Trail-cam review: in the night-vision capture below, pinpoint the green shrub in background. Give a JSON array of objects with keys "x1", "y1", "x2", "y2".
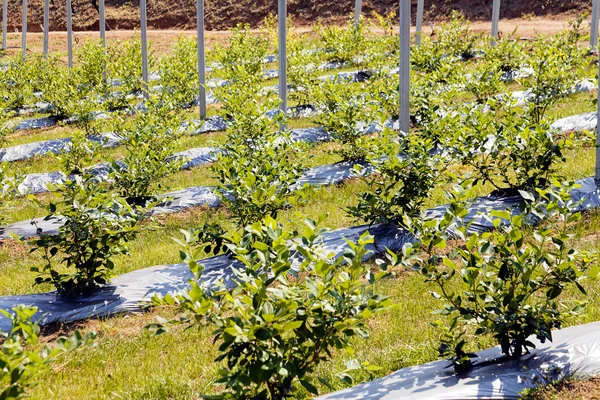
[
  {"x1": 213, "y1": 24, "x2": 269, "y2": 85},
  {"x1": 55, "y1": 130, "x2": 103, "y2": 177},
  {"x1": 313, "y1": 82, "x2": 375, "y2": 161},
  {"x1": 315, "y1": 17, "x2": 368, "y2": 65},
  {"x1": 159, "y1": 36, "x2": 198, "y2": 107},
  {"x1": 107, "y1": 38, "x2": 152, "y2": 95},
  {"x1": 521, "y1": 33, "x2": 586, "y2": 125},
  {"x1": 435, "y1": 11, "x2": 481, "y2": 60},
  {"x1": 110, "y1": 100, "x2": 184, "y2": 202},
  {"x1": 483, "y1": 32, "x2": 525, "y2": 73},
  {"x1": 213, "y1": 91, "x2": 307, "y2": 229},
  {"x1": 348, "y1": 129, "x2": 449, "y2": 226},
  {"x1": 0, "y1": 163, "x2": 19, "y2": 227}
]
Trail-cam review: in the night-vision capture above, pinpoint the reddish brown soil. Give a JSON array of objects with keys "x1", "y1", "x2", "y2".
[{"x1": 0, "y1": 0, "x2": 593, "y2": 33}]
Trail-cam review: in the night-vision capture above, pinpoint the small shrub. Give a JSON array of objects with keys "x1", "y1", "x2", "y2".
[
  {"x1": 348, "y1": 130, "x2": 449, "y2": 226},
  {"x1": 29, "y1": 173, "x2": 146, "y2": 299},
  {"x1": 0, "y1": 106, "x2": 15, "y2": 148},
  {"x1": 159, "y1": 36, "x2": 198, "y2": 107},
  {"x1": 151, "y1": 217, "x2": 391, "y2": 398},
  {"x1": 313, "y1": 82, "x2": 375, "y2": 161},
  {"x1": 55, "y1": 130, "x2": 102, "y2": 176},
  {"x1": 521, "y1": 34, "x2": 585, "y2": 125},
  {"x1": 213, "y1": 24, "x2": 269, "y2": 85},
  {"x1": 110, "y1": 101, "x2": 184, "y2": 202},
  {"x1": 0, "y1": 57, "x2": 34, "y2": 109},
  {"x1": 287, "y1": 33, "x2": 320, "y2": 107},
  {"x1": 214, "y1": 95, "x2": 307, "y2": 228},
  {"x1": 0, "y1": 163, "x2": 19, "y2": 226},
  {"x1": 107, "y1": 38, "x2": 151, "y2": 95},
  {"x1": 391, "y1": 182, "x2": 597, "y2": 371},
  {"x1": 483, "y1": 32, "x2": 525, "y2": 73},
  {"x1": 366, "y1": 75, "x2": 398, "y2": 121},
  {"x1": 411, "y1": 35, "x2": 446, "y2": 73},
  {"x1": 0, "y1": 305, "x2": 96, "y2": 399},
  {"x1": 436, "y1": 11, "x2": 481, "y2": 59},
  {"x1": 315, "y1": 17, "x2": 368, "y2": 65},
  {"x1": 464, "y1": 61, "x2": 504, "y2": 103},
  {"x1": 74, "y1": 40, "x2": 109, "y2": 96},
  {"x1": 450, "y1": 99, "x2": 568, "y2": 192}
]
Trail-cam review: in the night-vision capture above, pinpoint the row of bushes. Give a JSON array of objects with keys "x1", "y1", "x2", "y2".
[{"x1": 0, "y1": 13, "x2": 596, "y2": 398}]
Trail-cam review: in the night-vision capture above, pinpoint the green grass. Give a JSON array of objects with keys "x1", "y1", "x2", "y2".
[
  {"x1": 1, "y1": 130, "x2": 595, "y2": 398},
  {"x1": 21, "y1": 206, "x2": 600, "y2": 399}
]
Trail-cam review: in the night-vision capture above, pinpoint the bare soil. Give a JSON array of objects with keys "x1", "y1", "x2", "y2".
[
  {"x1": 0, "y1": 17, "x2": 575, "y2": 61},
  {"x1": 526, "y1": 377, "x2": 600, "y2": 400},
  {"x1": 0, "y1": 0, "x2": 593, "y2": 32}
]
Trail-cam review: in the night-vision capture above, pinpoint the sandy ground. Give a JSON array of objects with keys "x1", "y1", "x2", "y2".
[{"x1": 0, "y1": 17, "x2": 577, "y2": 61}]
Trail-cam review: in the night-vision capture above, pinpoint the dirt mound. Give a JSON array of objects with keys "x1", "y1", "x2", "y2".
[{"x1": 1, "y1": 0, "x2": 592, "y2": 32}]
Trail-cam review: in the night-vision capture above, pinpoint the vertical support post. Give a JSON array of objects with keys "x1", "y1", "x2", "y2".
[
  {"x1": 43, "y1": 0, "x2": 49, "y2": 56},
  {"x1": 66, "y1": 0, "x2": 73, "y2": 67},
  {"x1": 99, "y1": 0, "x2": 106, "y2": 45},
  {"x1": 491, "y1": 0, "x2": 501, "y2": 46},
  {"x1": 592, "y1": 0, "x2": 599, "y2": 49},
  {"x1": 596, "y1": 48, "x2": 600, "y2": 182},
  {"x1": 354, "y1": 0, "x2": 362, "y2": 26},
  {"x1": 399, "y1": 0, "x2": 410, "y2": 134},
  {"x1": 99, "y1": 0, "x2": 106, "y2": 80},
  {"x1": 197, "y1": 0, "x2": 206, "y2": 118},
  {"x1": 21, "y1": 0, "x2": 27, "y2": 59},
  {"x1": 278, "y1": 0, "x2": 287, "y2": 115},
  {"x1": 140, "y1": 0, "x2": 149, "y2": 99},
  {"x1": 2, "y1": 0, "x2": 7, "y2": 51},
  {"x1": 415, "y1": 0, "x2": 424, "y2": 45}
]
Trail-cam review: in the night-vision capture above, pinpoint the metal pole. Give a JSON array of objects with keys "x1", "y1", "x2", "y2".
[
  {"x1": 491, "y1": 0, "x2": 501, "y2": 46},
  {"x1": 278, "y1": 0, "x2": 287, "y2": 115},
  {"x1": 99, "y1": 0, "x2": 106, "y2": 45},
  {"x1": 43, "y1": 0, "x2": 49, "y2": 56},
  {"x1": 66, "y1": 0, "x2": 73, "y2": 67},
  {"x1": 2, "y1": 0, "x2": 7, "y2": 51},
  {"x1": 99, "y1": 0, "x2": 106, "y2": 81},
  {"x1": 399, "y1": 0, "x2": 410, "y2": 134},
  {"x1": 197, "y1": 0, "x2": 206, "y2": 118},
  {"x1": 592, "y1": 0, "x2": 600, "y2": 48},
  {"x1": 354, "y1": 0, "x2": 362, "y2": 26},
  {"x1": 140, "y1": 0, "x2": 149, "y2": 98},
  {"x1": 415, "y1": 0, "x2": 424, "y2": 45},
  {"x1": 21, "y1": 0, "x2": 27, "y2": 59},
  {"x1": 596, "y1": 48, "x2": 600, "y2": 182}
]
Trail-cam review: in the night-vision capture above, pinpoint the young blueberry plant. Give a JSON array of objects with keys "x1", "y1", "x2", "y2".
[
  {"x1": 520, "y1": 33, "x2": 585, "y2": 125},
  {"x1": 29, "y1": 172, "x2": 147, "y2": 299},
  {"x1": 110, "y1": 100, "x2": 184, "y2": 204},
  {"x1": 214, "y1": 96, "x2": 308, "y2": 229},
  {"x1": 450, "y1": 99, "x2": 569, "y2": 193},
  {"x1": 315, "y1": 17, "x2": 368, "y2": 65},
  {"x1": 151, "y1": 216, "x2": 392, "y2": 398},
  {"x1": 0, "y1": 163, "x2": 19, "y2": 227},
  {"x1": 390, "y1": 181, "x2": 597, "y2": 372},
  {"x1": 0, "y1": 306, "x2": 96, "y2": 399},
  {"x1": 55, "y1": 130, "x2": 103, "y2": 177},
  {"x1": 313, "y1": 82, "x2": 375, "y2": 161},
  {"x1": 159, "y1": 36, "x2": 198, "y2": 107},
  {"x1": 213, "y1": 24, "x2": 269, "y2": 85},
  {"x1": 107, "y1": 38, "x2": 152, "y2": 96},
  {"x1": 348, "y1": 129, "x2": 449, "y2": 226}
]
